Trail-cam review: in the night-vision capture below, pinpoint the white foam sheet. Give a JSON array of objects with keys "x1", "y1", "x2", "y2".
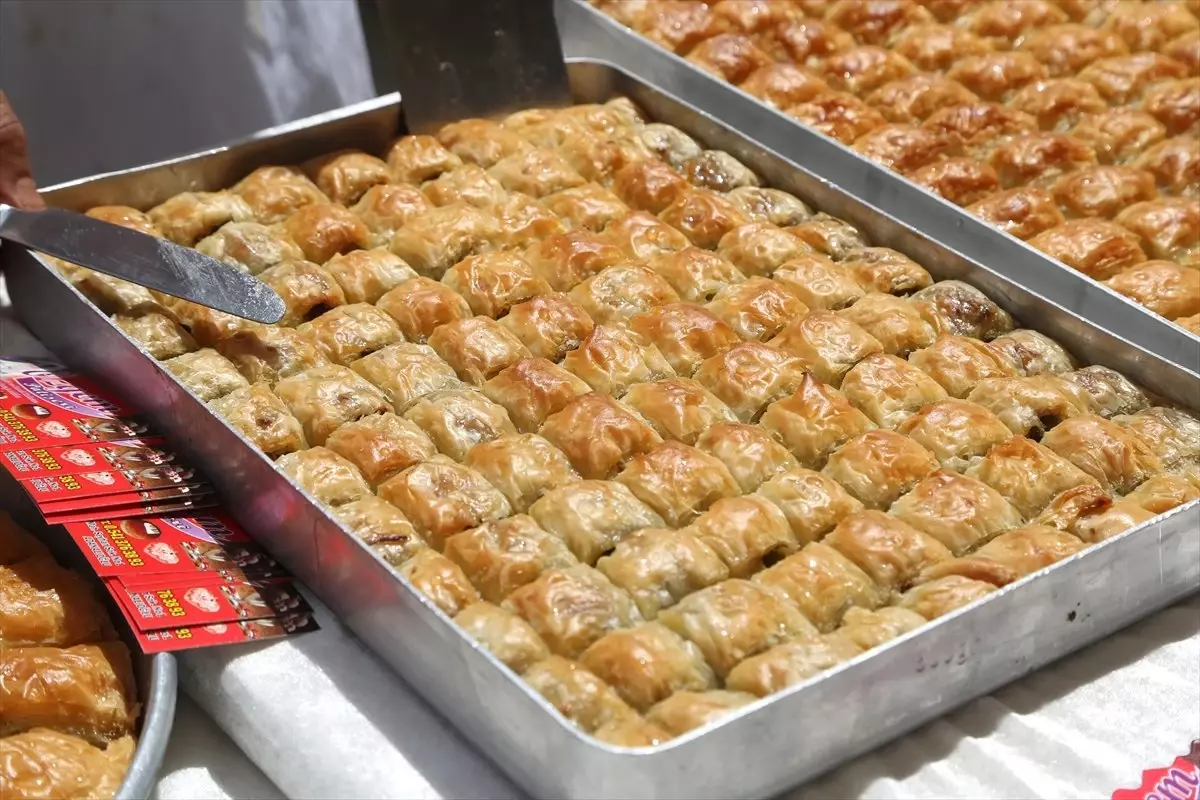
[{"x1": 178, "y1": 591, "x2": 1199, "y2": 800}]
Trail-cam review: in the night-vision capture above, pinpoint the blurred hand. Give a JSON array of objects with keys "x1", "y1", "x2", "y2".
[{"x1": 0, "y1": 91, "x2": 45, "y2": 211}]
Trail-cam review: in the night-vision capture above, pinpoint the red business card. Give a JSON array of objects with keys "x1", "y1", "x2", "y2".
[
  {"x1": 64, "y1": 515, "x2": 291, "y2": 580},
  {"x1": 0, "y1": 363, "x2": 149, "y2": 451},
  {"x1": 105, "y1": 584, "x2": 320, "y2": 654},
  {"x1": 0, "y1": 438, "x2": 175, "y2": 479},
  {"x1": 43, "y1": 496, "x2": 219, "y2": 525},
  {"x1": 110, "y1": 573, "x2": 313, "y2": 632}
]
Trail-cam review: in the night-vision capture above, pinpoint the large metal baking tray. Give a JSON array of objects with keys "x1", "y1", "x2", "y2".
[
  {"x1": 5, "y1": 59, "x2": 1198, "y2": 800},
  {"x1": 1, "y1": 501, "x2": 177, "y2": 800},
  {"x1": 557, "y1": 0, "x2": 1200, "y2": 374}
]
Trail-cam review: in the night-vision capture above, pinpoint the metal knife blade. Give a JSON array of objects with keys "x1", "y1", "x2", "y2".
[
  {"x1": 375, "y1": 0, "x2": 571, "y2": 133},
  {"x1": 0, "y1": 205, "x2": 285, "y2": 324}
]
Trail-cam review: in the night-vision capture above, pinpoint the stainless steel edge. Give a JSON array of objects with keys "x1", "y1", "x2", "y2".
[
  {"x1": 7, "y1": 59, "x2": 1198, "y2": 800},
  {"x1": 117, "y1": 653, "x2": 179, "y2": 800},
  {"x1": 556, "y1": 0, "x2": 1200, "y2": 374}
]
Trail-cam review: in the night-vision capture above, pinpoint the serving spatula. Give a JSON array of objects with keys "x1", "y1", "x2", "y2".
[
  {"x1": 0, "y1": 204, "x2": 285, "y2": 323},
  {"x1": 375, "y1": 0, "x2": 572, "y2": 133}
]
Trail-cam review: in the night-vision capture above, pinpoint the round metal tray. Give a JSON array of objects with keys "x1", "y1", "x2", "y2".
[{"x1": 116, "y1": 652, "x2": 177, "y2": 800}]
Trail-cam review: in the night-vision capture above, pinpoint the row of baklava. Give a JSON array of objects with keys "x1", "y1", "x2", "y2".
[
  {"x1": 0, "y1": 515, "x2": 140, "y2": 799},
  {"x1": 593, "y1": 0, "x2": 1200, "y2": 329},
  {"x1": 60, "y1": 97, "x2": 1200, "y2": 745}
]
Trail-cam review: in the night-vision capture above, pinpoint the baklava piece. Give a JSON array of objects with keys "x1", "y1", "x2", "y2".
[
  {"x1": 897, "y1": 575, "x2": 997, "y2": 619},
  {"x1": 1040, "y1": 415, "x2": 1162, "y2": 494},
  {"x1": 759, "y1": 374, "x2": 876, "y2": 469},
  {"x1": 705, "y1": 277, "x2": 807, "y2": 342},
  {"x1": 658, "y1": 579, "x2": 817, "y2": 679},
  {"x1": 646, "y1": 248, "x2": 746, "y2": 305},
  {"x1": 0, "y1": 557, "x2": 114, "y2": 647},
  {"x1": 1113, "y1": 198, "x2": 1200, "y2": 263},
  {"x1": 889, "y1": 23, "x2": 992, "y2": 73},
  {"x1": 386, "y1": 135, "x2": 463, "y2": 185},
  {"x1": 614, "y1": 441, "x2": 741, "y2": 528},
  {"x1": 786, "y1": 214, "x2": 870, "y2": 260},
  {"x1": 865, "y1": 74, "x2": 980, "y2": 126},
  {"x1": 296, "y1": 303, "x2": 403, "y2": 366},
  {"x1": 1105, "y1": 261, "x2": 1200, "y2": 320},
  {"x1": 325, "y1": 412, "x2": 437, "y2": 486},
  {"x1": 539, "y1": 393, "x2": 663, "y2": 480},
  {"x1": 481, "y1": 358, "x2": 591, "y2": 434},
  {"x1": 543, "y1": 184, "x2": 630, "y2": 232},
  {"x1": 825, "y1": 605, "x2": 926, "y2": 651},
  {"x1": 630, "y1": 303, "x2": 742, "y2": 377},
  {"x1": 1028, "y1": 219, "x2": 1148, "y2": 281},
  {"x1": 644, "y1": 690, "x2": 756, "y2": 737},
  {"x1": 209, "y1": 383, "x2": 307, "y2": 457},
  {"x1": 1008, "y1": 79, "x2": 1108, "y2": 133},
  {"x1": 436, "y1": 119, "x2": 531, "y2": 168},
  {"x1": 596, "y1": 528, "x2": 730, "y2": 620},
  {"x1": 823, "y1": 430, "x2": 940, "y2": 510},
  {"x1": 257, "y1": 260, "x2": 347, "y2": 327},
  {"x1": 894, "y1": 399, "x2": 1014, "y2": 473},
  {"x1": 1135, "y1": 136, "x2": 1200, "y2": 197},
  {"x1": 1017, "y1": 24, "x2": 1129, "y2": 77},
  {"x1": 622, "y1": 378, "x2": 739, "y2": 445},
  {"x1": 162, "y1": 348, "x2": 249, "y2": 402},
  {"x1": 659, "y1": 189, "x2": 752, "y2": 251},
  {"x1": 275, "y1": 446, "x2": 370, "y2": 508},
  {"x1": 966, "y1": 187, "x2": 1065, "y2": 240},
  {"x1": 612, "y1": 159, "x2": 690, "y2": 216},
  {"x1": 530, "y1": 479, "x2": 665, "y2": 566},
  {"x1": 693, "y1": 342, "x2": 809, "y2": 423},
  {"x1": 824, "y1": 511, "x2": 952, "y2": 596},
  {"x1": 216, "y1": 324, "x2": 330, "y2": 385},
  {"x1": 522, "y1": 657, "x2": 638, "y2": 734},
  {"x1": 840, "y1": 353, "x2": 949, "y2": 430},
  {"x1": 427, "y1": 317, "x2": 532, "y2": 387},
  {"x1": 922, "y1": 103, "x2": 1039, "y2": 158},
  {"x1": 1071, "y1": 109, "x2": 1168, "y2": 166},
  {"x1": 114, "y1": 303, "x2": 197, "y2": 360},
  {"x1": 148, "y1": 191, "x2": 255, "y2": 246},
  {"x1": 396, "y1": 548, "x2": 480, "y2": 616},
  {"x1": 910, "y1": 281, "x2": 1014, "y2": 341},
  {"x1": 375, "y1": 277, "x2": 471, "y2": 344},
  {"x1": 562, "y1": 325, "x2": 676, "y2": 396},
  {"x1": 378, "y1": 456, "x2": 513, "y2": 550},
  {"x1": 523, "y1": 230, "x2": 626, "y2": 292},
  {"x1": 463, "y1": 433, "x2": 580, "y2": 514},
  {"x1": 306, "y1": 149, "x2": 391, "y2": 206},
  {"x1": 920, "y1": 525, "x2": 1087, "y2": 587},
  {"x1": 0, "y1": 729, "x2": 134, "y2": 800},
  {"x1": 906, "y1": 158, "x2": 1002, "y2": 207},
  {"x1": 196, "y1": 222, "x2": 305, "y2": 274},
  {"x1": 388, "y1": 204, "x2": 500, "y2": 279},
  {"x1": 602, "y1": 211, "x2": 691, "y2": 262},
  {"x1": 580, "y1": 622, "x2": 717, "y2": 713},
  {"x1": 421, "y1": 164, "x2": 508, "y2": 209},
  {"x1": 279, "y1": 202, "x2": 371, "y2": 265},
  {"x1": 569, "y1": 263, "x2": 681, "y2": 325},
  {"x1": 453, "y1": 602, "x2": 550, "y2": 674},
  {"x1": 351, "y1": 184, "x2": 431, "y2": 247},
  {"x1": 838, "y1": 293, "x2": 937, "y2": 357},
  {"x1": 689, "y1": 495, "x2": 798, "y2": 578},
  {"x1": 752, "y1": 540, "x2": 884, "y2": 633},
  {"x1": 323, "y1": 249, "x2": 417, "y2": 305},
  {"x1": 990, "y1": 329, "x2": 1077, "y2": 376},
  {"x1": 1063, "y1": 366, "x2": 1151, "y2": 419},
  {"x1": 86, "y1": 205, "x2": 160, "y2": 236},
  {"x1": 687, "y1": 33, "x2": 775, "y2": 84},
  {"x1": 966, "y1": 435, "x2": 1101, "y2": 517},
  {"x1": 965, "y1": 374, "x2": 1096, "y2": 439},
  {"x1": 443, "y1": 515, "x2": 579, "y2": 603},
  {"x1": 273, "y1": 364, "x2": 392, "y2": 446},
  {"x1": 725, "y1": 635, "x2": 864, "y2": 697},
  {"x1": 772, "y1": 254, "x2": 866, "y2": 312},
  {"x1": 0, "y1": 643, "x2": 138, "y2": 745},
  {"x1": 503, "y1": 565, "x2": 642, "y2": 660},
  {"x1": 233, "y1": 165, "x2": 327, "y2": 225},
  {"x1": 440, "y1": 251, "x2": 551, "y2": 320},
  {"x1": 71, "y1": 271, "x2": 156, "y2": 316},
  {"x1": 891, "y1": 471, "x2": 1024, "y2": 556},
  {"x1": 724, "y1": 187, "x2": 813, "y2": 229},
  {"x1": 403, "y1": 389, "x2": 516, "y2": 462},
  {"x1": 786, "y1": 92, "x2": 888, "y2": 146},
  {"x1": 349, "y1": 342, "x2": 463, "y2": 410}
]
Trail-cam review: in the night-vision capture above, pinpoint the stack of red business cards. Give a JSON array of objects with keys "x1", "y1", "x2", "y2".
[
  {"x1": 67, "y1": 514, "x2": 319, "y2": 653},
  {"x1": 0, "y1": 359, "x2": 319, "y2": 652},
  {"x1": 0, "y1": 360, "x2": 218, "y2": 522}
]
